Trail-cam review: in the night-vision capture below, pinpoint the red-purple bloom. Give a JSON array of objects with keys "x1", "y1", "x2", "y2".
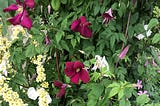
[
  {"x1": 102, "y1": 8, "x2": 113, "y2": 24},
  {"x1": 118, "y1": 45, "x2": 130, "y2": 59},
  {"x1": 53, "y1": 81, "x2": 68, "y2": 98},
  {"x1": 3, "y1": 0, "x2": 35, "y2": 29},
  {"x1": 64, "y1": 61, "x2": 90, "y2": 84},
  {"x1": 45, "y1": 35, "x2": 51, "y2": 45},
  {"x1": 70, "y1": 16, "x2": 92, "y2": 38}
]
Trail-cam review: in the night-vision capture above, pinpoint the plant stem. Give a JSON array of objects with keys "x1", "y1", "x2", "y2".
[{"x1": 56, "y1": 49, "x2": 60, "y2": 81}]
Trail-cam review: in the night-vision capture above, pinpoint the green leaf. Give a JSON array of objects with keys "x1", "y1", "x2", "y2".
[
  {"x1": 60, "y1": 40, "x2": 69, "y2": 51},
  {"x1": 71, "y1": 39, "x2": 77, "y2": 48},
  {"x1": 13, "y1": 73, "x2": 27, "y2": 85},
  {"x1": 148, "y1": 18, "x2": 159, "y2": 29},
  {"x1": 25, "y1": 45, "x2": 37, "y2": 57},
  {"x1": 56, "y1": 31, "x2": 64, "y2": 43},
  {"x1": 61, "y1": 0, "x2": 67, "y2": 4},
  {"x1": 136, "y1": 94, "x2": 150, "y2": 105},
  {"x1": 110, "y1": 35, "x2": 116, "y2": 49},
  {"x1": 152, "y1": 33, "x2": 160, "y2": 44},
  {"x1": 119, "y1": 98, "x2": 131, "y2": 106},
  {"x1": 61, "y1": 18, "x2": 68, "y2": 30},
  {"x1": 118, "y1": 89, "x2": 124, "y2": 100},
  {"x1": 108, "y1": 86, "x2": 120, "y2": 98},
  {"x1": 94, "y1": 4, "x2": 100, "y2": 15},
  {"x1": 118, "y1": 2, "x2": 126, "y2": 17},
  {"x1": 51, "y1": 0, "x2": 61, "y2": 11},
  {"x1": 108, "y1": 82, "x2": 120, "y2": 88}
]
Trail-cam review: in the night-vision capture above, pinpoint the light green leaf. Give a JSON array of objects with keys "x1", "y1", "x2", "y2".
[
  {"x1": 25, "y1": 45, "x2": 37, "y2": 57},
  {"x1": 108, "y1": 82, "x2": 120, "y2": 88},
  {"x1": 136, "y1": 94, "x2": 150, "y2": 105},
  {"x1": 108, "y1": 86, "x2": 120, "y2": 98},
  {"x1": 118, "y1": 89, "x2": 124, "y2": 100},
  {"x1": 51, "y1": 0, "x2": 61, "y2": 11},
  {"x1": 71, "y1": 39, "x2": 77, "y2": 48},
  {"x1": 61, "y1": 18, "x2": 68, "y2": 30},
  {"x1": 152, "y1": 33, "x2": 160, "y2": 44},
  {"x1": 56, "y1": 31, "x2": 64, "y2": 43},
  {"x1": 148, "y1": 18, "x2": 159, "y2": 29},
  {"x1": 13, "y1": 73, "x2": 27, "y2": 85}
]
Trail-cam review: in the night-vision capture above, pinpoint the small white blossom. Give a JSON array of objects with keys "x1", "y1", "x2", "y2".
[
  {"x1": 27, "y1": 87, "x2": 38, "y2": 100},
  {"x1": 136, "y1": 34, "x2": 145, "y2": 40},
  {"x1": 92, "y1": 55, "x2": 109, "y2": 71},
  {"x1": 46, "y1": 95, "x2": 52, "y2": 104}
]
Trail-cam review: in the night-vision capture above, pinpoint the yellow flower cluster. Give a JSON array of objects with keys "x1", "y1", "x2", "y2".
[
  {"x1": 7, "y1": 25, "x2": 29, "y2": 41},
  {"x1": 0, "y1": 76, "x2": 27, "y2": 106},
  {"x1": 37, "y1": 88, "x2": 52, "y2": 106},
  {"x1": 40, "y1": 82, "x2": 49, "y2": 88},
  {"x1": 31, "y1": 55, "x2": 47, "y2": 83}
]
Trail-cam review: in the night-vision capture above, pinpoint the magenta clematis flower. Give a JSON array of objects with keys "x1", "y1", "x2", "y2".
[
  {"x1": 3, "y1": 0, "x2": 35, "y2": 29},
  {"x1": 53, "y1": 81, "x2": 68, "y2": 98},
  {"x1": 102, "y1": 8, "x2": 113, "y2": 24},
  {"x1": 70, "y1": 16, "x2": 92, "y2": 38},
  {"x1": 45, "y1": 35, "x2": 51, "y2": 45},
  {"x1": 64, "y1": 61, "x2": 90, "y2": 84},
  {"x1": 118, "y1": 45, "x2": 130, "y2": 59}
]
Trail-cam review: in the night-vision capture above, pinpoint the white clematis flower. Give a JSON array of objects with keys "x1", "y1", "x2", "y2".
[
  {"x1": 27, "y1": 87, "x2": 39, "y2": 100},
  {"x1": 92, "y1": 55, "x2": 109, "y2": 71}
]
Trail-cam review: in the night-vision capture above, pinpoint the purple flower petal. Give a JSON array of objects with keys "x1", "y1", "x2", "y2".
[
  {"x1": 3, "y1": 4, "x2": 18, "y2": 12},
  {"x1": 8, "y1": 13, "x2": 22, "y2": 25},
  {"x1": 45, "y1": 36, "x2": 51, "y2": 45},
  {"x1": 64, "y1": 62, "x2": 75, "y2": 77},
  {"x1": 73, "y1": 61, "x2": 84, "y2": 70},
  {"x1": 80, "y1": 26, "x2": 92, "y2": 38},
  {"x1": 20, "y1": 11, "x2": 32, "y2": 29},
  {"x1": 56, "y1": 88, "x2": 66, "y2": 98},
  {"x1": 24, "y1": 0, "x2": 35, "y2": 9},
  {"x1": 70, "y1": 20, "x2": 80, "y2": 32},
  {"x1": 54, "y1": 81, "x2": 63, "y2": 88},
  {"x1": 70, "y1": 73, "x2": 80, "y2": 84},
  {"x1": 16, "y1": 0, "x2": 21, "y2": 4},
  {"x1": 79, "y1": 16, "x2": 87, "y2": 24},
  {"x1": 80, "y1": 69, "x2": 90, "y2": 83},
  {"x1": 118, "y1": 45, "x2": 130, "y2": 59}
]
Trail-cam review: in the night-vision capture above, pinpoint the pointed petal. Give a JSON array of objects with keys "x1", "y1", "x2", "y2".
[
  {"x1": 3, "y1": 4, "x2": 18, "y2": 12},
  {"x1": 56, "y1": 88, "x2": 66, "y2": 98},
  {"x1": 24, "y1": 0, "x2": 35, "y2": 9},
  {"x1": 118, "y1": 45, "x2": 130, "y2": 59},
  {"x1": 80, "y1": 26, "x2": 92, "y2": 38},
  {"x1": 79, "y1": 69, "x2": 90, "y2": 83},
  {"x1": 70, "y1": 73, "x2": 80, "y2": 84},
  {"x1": 20, "y1": 11, "x2": 32, "y2": 29},
  {"x1": 8, "y1": 13, "x2": 22, "y2": 25},
  {"x1": 73, "y1": 61, "x2": 84, "y2": 70},
  {"x1": 70, "y1": 20, "x2": 80, "y2": 32},
  {"x1": 79, "y1": 16, "x2": 87, "y2": 24},
  {"x1": 53, "y1": 81, "x2": 63, "y2": 88},
  {"x1": 64, "y1": 62, "x2": 75, "y2": 77}
]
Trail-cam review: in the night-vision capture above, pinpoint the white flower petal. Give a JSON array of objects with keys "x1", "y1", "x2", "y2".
[
  {"x1": 46, "y1": 95, "x2": 52, "y2": 104},
  {"x1": 136, "y1": 34, "x2": 145, "y2": 40},
  {"x1": 27, "y1": 87, "x2": 38, "y2": 100},
  {"x1": 144, "y1": 25, "x2": 148, "y2": 30}
]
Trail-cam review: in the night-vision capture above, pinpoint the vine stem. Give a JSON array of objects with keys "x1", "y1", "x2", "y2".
[
  {"x1": 56, "y1": 49, "x2": 60, "y2": 81},
  {"x1": 122, "y1": 11, "x2": 131, "y2": 49}
]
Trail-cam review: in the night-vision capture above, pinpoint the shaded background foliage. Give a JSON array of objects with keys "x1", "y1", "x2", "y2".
[{"x1": 0, "y1": 0, "x2": 160, "y2": 106}]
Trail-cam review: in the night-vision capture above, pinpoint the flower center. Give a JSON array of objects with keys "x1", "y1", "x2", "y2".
[
  {"x1": 76, "y1": 68, "x2": 81, "y2": 72},
  {"x1": 17, "y1": 5, "x2": 23, "y2": 13}
]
